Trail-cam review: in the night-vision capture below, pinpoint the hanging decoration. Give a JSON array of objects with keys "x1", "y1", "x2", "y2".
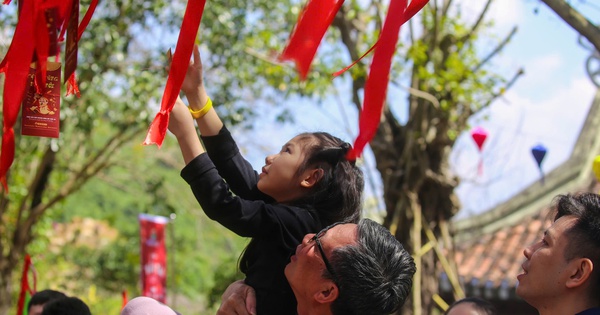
[
  {"x1": 342, "y1": 0, "x2": 429, "y2": 160},
  {"x1": 470, "y1": 126, "x2": 488, "y2": 175},
  {"x1": 0, "y1": 0, "x2": 98, "y2": 192},
  {"x1": 593, "y1": 155, "x2": 600, "y2": 182},
  {"x1": 121, "y1": 290, "x2": 128, "y2": 311},
  {"x1": 143, "y1": 0, "x2": 207, "y2": 147},
  {"x1": 279, "y1": 0, "x2": 344, "y2": 80},
  {"x1": 279, "y1": 0, "x2": 428, "y2": 159},
  {"x1": 16, "y1": 254, "x2": 37, "y2": 315},
  {"x1": 345, "y1": 0, "x2": 429, "y2": 160},
  {"x1": 332, "y1": 0, "x2": 429, "y2": 78},
  {"x1": 530, "y1": 143, "x2": 547, "y2": 184}
]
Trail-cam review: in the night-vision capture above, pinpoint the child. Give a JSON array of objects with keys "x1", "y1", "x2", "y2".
[{"x1": 167, "y1": 45, "x2": 364, "y2": 314}]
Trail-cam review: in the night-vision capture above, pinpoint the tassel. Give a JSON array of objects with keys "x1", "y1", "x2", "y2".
[{"x1": 66, "y1": 73, "x2": 80, "y2": 97}]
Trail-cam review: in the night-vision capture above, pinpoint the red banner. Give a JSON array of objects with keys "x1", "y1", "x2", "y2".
[{"x1": 139, "y1": 214, "x2": 169, "y2": 303}]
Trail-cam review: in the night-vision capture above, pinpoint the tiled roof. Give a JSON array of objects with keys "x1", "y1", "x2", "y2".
[{"x1": 451, "y1": 208, "x2": 551, "y2": 294}]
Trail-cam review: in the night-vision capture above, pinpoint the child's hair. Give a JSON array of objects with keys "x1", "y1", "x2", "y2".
[{"x1": 292, "y1": 132, "x2": 364, "y2": 224}]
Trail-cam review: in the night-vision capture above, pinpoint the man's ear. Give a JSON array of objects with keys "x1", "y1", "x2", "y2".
[
  {"x1": 313, "y1": 281, "x2": 339, "y2": 304},
  {"x1": 300, "y1": 168, "x2": 324, "y2": 188},
  {"x1": 566, "y1": 258, "x2": 593, "y2": 289}
]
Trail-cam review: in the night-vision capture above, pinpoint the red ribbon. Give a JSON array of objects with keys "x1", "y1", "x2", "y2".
[
  {"x1": 77, "y1": 0, "x2": 98, "y2": 40},
  {"x1": 279, "y1": 0, "x2": 344, "y2": 80},
  {"x1": 121, "y1": 290, "x2": 128, "y2": 310},
  {"x1": 0, "y1": 0, "x2": 96, "y2": 191},
  {"x1": 346, "y1": 0, "x2": 409, "y2": 161},
  {"x1": 66, "y1": 0, "x2": 99, "y2": 96},
  {"x1": 67, "y1": 73, "x2": 81, "y2": 97},
  {"x1": 16, "y1": 254, "x2": 33, "y2": 315},
  {"x1": 143, "y1": 0, "x2": 206, "y2": 147},
  {"x1": 333, "y1": 0, "x2": 429, "y2": 78},
  {"x1": 0, "y1": 0, "x2": 37, "y2": 191},
  {"x1": 34, "y1": 7, "x2": 51, "y2": 92}
]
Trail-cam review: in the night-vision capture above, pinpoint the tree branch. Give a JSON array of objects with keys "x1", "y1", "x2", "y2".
[
  {"x1": 391, "y1": 79, "x2": 440, "y2": 109},
  {"x1": 541, "y1": 0, "x2": 600, "y2": 53},
  {"x1": 472, "y1": 26, "x2": 518, "y2": 73},
  {"x1": 459, "y1": 0, "x2": 493, "y2": 45}
]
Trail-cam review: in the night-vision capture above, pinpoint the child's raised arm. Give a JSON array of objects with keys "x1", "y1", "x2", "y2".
[
  {"x1": 181, "y1": 44, "x2": 223, "y2": 136},
  {"x1": 168, "y1": 96, "x2": 205, "y2": 164}
]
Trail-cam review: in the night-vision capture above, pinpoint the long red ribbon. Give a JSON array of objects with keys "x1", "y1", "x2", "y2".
[
  {"x1": 64, "y1": 0, "x2": 99, "y2": 96},
  {"x1": 279, "y1": 0, "x2": 344, "y2": 80},
  {"x1": 143, "y1": 0, "x2": 206, "y2": 147},
  {"x1": 0, "y1": 0, "x2": 37, "y2": 191},
  {"x1": 332, "y1": 0, "x2": 429, "y2": 78},
  {"x1": 77, "y1": 0, "x2": 98, "y2": 40},
  {"x1": 16, "y1": 254, "x2": 32, "y2": 315},
  {"x1": 34, "y1": 7, "x2": 51, "y2": 92},
  {"x1": 346, "y1": 0, "x2": 409, "y2": 161}
]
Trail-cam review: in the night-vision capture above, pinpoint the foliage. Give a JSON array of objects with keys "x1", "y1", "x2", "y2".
[
  {"x1": 0, "y1": 0, "x2": 275, "y2": 311},
  {"x1": 0, "y1": 0, "x2": 544, "y2": 313}
]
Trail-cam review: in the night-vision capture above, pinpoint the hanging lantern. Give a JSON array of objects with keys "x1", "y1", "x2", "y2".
[
  {"x1": 470, "y1": 126, "x2": 488, "y2": 175},
  {"x1": 531, "y1": 144, "x2": 547, "y2": 184},
  {"x1": 592, "y1": 155, "x2": 600, "y2": 182}
]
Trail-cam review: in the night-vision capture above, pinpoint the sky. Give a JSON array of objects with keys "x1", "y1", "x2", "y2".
[
  {"x1": 231, "y1": 0, "x2": 600, "y2": 219},
  {"x1": 451, "y1": 0, "x2": 600, "y2": 218}
]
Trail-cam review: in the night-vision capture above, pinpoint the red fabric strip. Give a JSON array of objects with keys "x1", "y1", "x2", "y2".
[
  {"x1": 16, "y1": 254, "x2": 31, "y2": 315},
  {"x1": 62, "y1": 0, "x2": 97, "y2": 96},
  {"x1": 143, "y1": 0, "x2": 206, "y2": 147},
  {"x1": 56, "y1": 0, "x2": 75, "y2": 42},
  {"x1": 66, "y1": 73, "x2": 81, "y2": 97},
  {"x1": 346, "y1": 0, "x2": 408, "y2": 161},
  {"x1": 279, "y1": 0, "x2": 344, "y2": 80},
  {"x1": 122, "y1": 290, "x2": 128, "y2": 310},
  {"x1": 333, "y1": 0, "x2": 428, "y2": 78},
  {"x1": 34, "y1": 8, "x2": 51, "y2": 92},
  {"x1": 332, "y1": 44, "x2": 377, "y2": 77},
  {"x1": 77, "y1": 0, "x2": 99, "y2": 40},
  {"x1": 0, "y1": 0, "x2": 37, "y2": 190}
]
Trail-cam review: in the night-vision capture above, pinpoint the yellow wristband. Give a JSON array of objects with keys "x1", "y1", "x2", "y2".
[{"x1": 189, "y1": 97, "x2": 213, "y2": 119}]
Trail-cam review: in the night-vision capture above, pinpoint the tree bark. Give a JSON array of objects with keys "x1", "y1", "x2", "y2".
[{"x1": 541, "y1": 0, "x2": 600, "y2": 53}]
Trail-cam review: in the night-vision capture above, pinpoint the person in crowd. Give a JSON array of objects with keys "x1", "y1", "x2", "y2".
[
  {"x1": 40, "y1": 296, "x2": 91, "y2": 315},
  {"x1": 121, "y1": 296, "x2": 180, "y2": 315},
  {"x1": 444, "y1": 297, "x2": 497, "y2": 315},
  {"x1": 217, "y1": 218, "x2": 416, "y2": 315},
  {"x1": 168, "y1": 44, "x2": 364, "y2": 314},
  {"x1": 517, "y1": 192, "x2": 600, "y2": 315},
  {"x1": 27, "y1": 289, "x2": 67, "y2": 315}
]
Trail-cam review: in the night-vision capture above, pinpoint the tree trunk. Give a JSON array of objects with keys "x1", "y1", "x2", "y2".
[
  {"x1": 369, "y1": 102, "x2": 460, "y2": 314},
  {"x1": 0, "y1": 265, "x2": 13, "y2": 315}
]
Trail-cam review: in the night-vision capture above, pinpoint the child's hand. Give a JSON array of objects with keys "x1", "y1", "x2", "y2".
[
  {"x1": 181, "y1": 44, "x2": 204, "y2": 99},
  {"x1": 168, "y1": 96, "x2": 196, "y2": 139}
]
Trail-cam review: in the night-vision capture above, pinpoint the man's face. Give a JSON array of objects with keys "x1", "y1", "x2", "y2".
[
  {"x1": 284, "y1": 223, "x2": 358, "y2": 299},
  {"x1": 28, "y1": 304, "x2": 44, "y2": 315},
  {"x1": 516, "y1": 215, "x2": 578, "y2": 308}
]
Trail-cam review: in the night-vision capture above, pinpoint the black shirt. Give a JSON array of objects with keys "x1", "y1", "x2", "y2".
[{"x1": 181, "y1": 126, "x2": 322, "y2": 314}]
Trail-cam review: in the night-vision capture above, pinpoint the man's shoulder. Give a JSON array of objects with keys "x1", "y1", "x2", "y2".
[{"x1": 577, "y1": 308, "x2": 600, "y2": 315}]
